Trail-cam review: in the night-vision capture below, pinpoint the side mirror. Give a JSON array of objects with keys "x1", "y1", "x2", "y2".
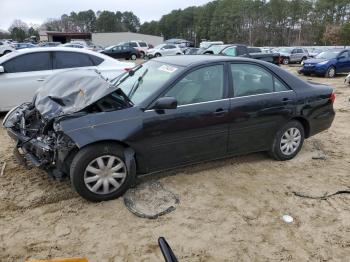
[
  {"x1": 0, "y1": 66, "x2": 4, "y2": 73},
  {"x1": 153, "y1": 97, "x2": 177, "y2": 110}
]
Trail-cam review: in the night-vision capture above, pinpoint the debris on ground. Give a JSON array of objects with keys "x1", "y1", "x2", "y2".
[
  {"x1": 282, "y1": 215, "x2": 294, "y2": 223},
  {"x1": 312, "y1": 152, "x2": 327, "y2": 160},
  {"x1": 293, "y1": 189, "x2": 350, "y2": 200},
  {"x1": 0, "y1": 162, "x2": 6, "y2": 176},
  {"x1": 123, "y1": 180, "x2": 179, "y2": 219}
]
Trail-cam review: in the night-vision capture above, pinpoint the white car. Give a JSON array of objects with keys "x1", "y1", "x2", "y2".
[
  {"x1": 122, "y1": 41, "x2": 149, "y2": 58},
  {"x1": 345, "y1": 73, "x2": 350, "y2": 86},
  {"x1": 0, "y1": 47, "x2": 135, "y2": 112},
  {"x1": 146, "y1": 44, "x2": 183, "y2": 58},
  {"x1": 0, "y1": 41, "x2": 15, "y2": 56}
]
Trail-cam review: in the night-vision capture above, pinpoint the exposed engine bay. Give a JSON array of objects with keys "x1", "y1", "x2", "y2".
[{"x1": 2, "y1": 69, "x2": 132, "y2": 179}]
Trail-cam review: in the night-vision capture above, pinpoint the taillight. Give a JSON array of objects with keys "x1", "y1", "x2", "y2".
[
  {"x1": 330, "y1": 92, "x2": 336, "y2": 104},
  {"x1": 124, "y1": 68, "x2": 132, "y2": 72}
]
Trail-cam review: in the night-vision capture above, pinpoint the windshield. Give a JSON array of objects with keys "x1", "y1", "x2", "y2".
[
  {"x1": 154, "y1": 44, "x2": 165, "y2": 49},
  {"x1": 105, "y1": 45, "x2": 115, "y2": 50},
  {"x1": 113, "y1": 61, "x2": 184, "y2": 105},
  {"x1": 316, "y1": 51, "x2": 340, "y2": 59},
  {"x1": 206, "y1": 45, "x2": 227, "y2": 54},
  {"x1": 279, "y1": 48, "x2": 292, "y2": 53}
]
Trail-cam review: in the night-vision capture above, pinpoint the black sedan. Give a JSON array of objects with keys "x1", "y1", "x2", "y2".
[
  {"x1": 3, "y1": 56, "x2": 335, "y2": 202},
  {"x1": 100, "y1": 45, "x2": 139, "y2": 60}
]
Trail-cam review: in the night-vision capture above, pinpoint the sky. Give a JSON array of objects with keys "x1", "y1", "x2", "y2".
[{"x1": 0, "y1": 0, "x2": 212, "y2": 31}]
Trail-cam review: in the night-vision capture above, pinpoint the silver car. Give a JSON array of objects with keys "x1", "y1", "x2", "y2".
[{"x1": 279, "y1": 47, "x2": 309, "y2": 65}]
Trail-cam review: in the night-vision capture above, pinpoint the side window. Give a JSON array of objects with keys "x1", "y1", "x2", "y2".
[
  {"x1": 274, "y1": 78, "x2": 289, "y2": 92},
  {"x1": 129, "y1": 42, "x2": 138, "y2": 48},
  {"x1": 139, "y1": 42, "x2": 147, "y2": 47},
  {"x1": 236, "y1": 46, "x2": 246, "y2": 56},
  {"x1": 231, "y1": 64, "x2": 289, "y2": 97},
  {"x1": 88, "y1": 55, "x2": 104, "y2": 66},
  {"x1": 338, "y1": 52, "x2": 346, "y2": 61},
  {"x1": 222, "y1": 47, "x2": 237, "y2": 57},
  {"x1": 3, "y1": 52, "x2": 51, "y2": 73},
  {"x1": 231, "y1": 64, "x2": 273, "y2": 97},
  {"x1": 54, "y1": 52, "x2": 94, "y2": 69},
  {"x1": 165, "y1": 65, "x2": 224, "y2": 105},
  {"x1": 0, "y1": 42, "x2": 3, "y2": 46}
]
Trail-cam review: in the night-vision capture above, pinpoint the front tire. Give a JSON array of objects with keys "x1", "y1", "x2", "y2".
[
  {"x1": 70, "y1": 143, "x2": 135, "y2": 202},
  {"x1": 155, "y1": 53, "x2": 162, "y2": 57},
  {"x1": 282, "y1": 57, "x2": 290, "y2": 65},
  {"x1": 325, "y1": 66, "x2": 336, "y2": 78},
  {"x1": 269, "y1": 121, "x2": 305, "y2": 161}
]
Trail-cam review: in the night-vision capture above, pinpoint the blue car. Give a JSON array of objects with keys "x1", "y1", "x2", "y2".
[{"x1": 299, "y1": 49, "x2": 350, "y2": 78}]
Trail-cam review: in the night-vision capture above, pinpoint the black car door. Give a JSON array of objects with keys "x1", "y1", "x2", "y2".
[
  {"x1": 139, "y1": 64, "x2": 230, "y2": 172},
  {"x1": 227, "y1": 63, "x2": 296, "y2": 154}
]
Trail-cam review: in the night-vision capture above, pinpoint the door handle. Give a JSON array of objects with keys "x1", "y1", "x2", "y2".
[
  {"x1": 37, "y1": 78, "x2": 45, "y2": 82},
  {"x1": 213, "y1": 108, "x2": 228, "y2": 116},
  {"x1": 282, "y1": 98, "x2": 292, "y2": 104}
]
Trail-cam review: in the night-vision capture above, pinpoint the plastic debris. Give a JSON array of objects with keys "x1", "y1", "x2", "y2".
[{"x1": 282, "y1": 215, "x2": 294, "y2": 223}]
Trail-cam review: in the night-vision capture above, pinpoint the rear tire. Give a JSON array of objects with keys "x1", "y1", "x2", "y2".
[
  {"x1": 269, "y1": 121, "x2": 305, "y2": 161},
  {"x1": 3, "y1": 50, "x2": 11, "y2": 55},
  {"x1": 155, "y1": 53, "x2": 161, "y2": 57},
  {"x1": 140, "y1": 51, "x2": 145, "y2": 59},
  {"x1": 325, "y1": 66, "x2": 336, "y2": 78},
  {"x1": 70, "y1": 143, "x2": 135, "y2": 202},
  {"x1": 131, "y1": 54, "x2": 137, "y2": 60}
]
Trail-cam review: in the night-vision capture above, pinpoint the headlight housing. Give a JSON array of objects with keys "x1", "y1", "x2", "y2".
[{"x1": 318, "y1": 60, "x2": 329, "y2": 65}]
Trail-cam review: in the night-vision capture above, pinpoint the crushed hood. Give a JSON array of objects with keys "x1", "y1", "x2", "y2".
[{"x1": 35, "y1": 69, "x2": 123, "y2": 120}]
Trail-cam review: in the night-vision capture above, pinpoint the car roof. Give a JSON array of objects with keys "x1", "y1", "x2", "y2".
[
  {"x1": 0, "y1": 47, "x2": 113, "y2": 63},
  {"x1": 153, "y1": 55, "x2": 265, "y2": 67}
]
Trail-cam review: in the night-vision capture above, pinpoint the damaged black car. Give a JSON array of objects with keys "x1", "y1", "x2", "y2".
[{"x1": 3, "y1": 56, "x2": 335, "y2": 202}]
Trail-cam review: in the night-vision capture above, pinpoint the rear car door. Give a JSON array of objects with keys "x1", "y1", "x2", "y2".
[
  {"x1": 140, "y1": 64, "x2": 230, "y2": 172},
  {"x1": 290, "y1": 49, "x2": 299, "y2": 62},
  {"x1": 0, "y1": 51, "x2": 53, "y2": 111},
  {"x1": 228, "y1": 63, "x2": 296, "y2": 154}
]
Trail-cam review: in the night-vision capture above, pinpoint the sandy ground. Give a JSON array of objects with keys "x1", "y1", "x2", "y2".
[{"x1": 0, "y1": 65, "x2": 349, "y2": 262}]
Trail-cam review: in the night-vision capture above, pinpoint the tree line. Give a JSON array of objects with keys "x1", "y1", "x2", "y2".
[
  {"x1": 140, "y1": 0, "x2": 350, "y2": 46},
  {"x1": 4, "y1": 0, "x2": 350, "y2": 46}
]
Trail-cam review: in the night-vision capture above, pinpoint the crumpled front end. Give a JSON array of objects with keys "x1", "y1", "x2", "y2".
[{"x1": 3, "y1": 103, "x2": 76, "y2": 178}]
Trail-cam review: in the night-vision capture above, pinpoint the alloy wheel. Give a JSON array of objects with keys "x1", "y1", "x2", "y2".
[
  {"x1": 280, "y1": 128, "x2": 302, "y2": 156},
  {"x1": 328, "y1": 67, "x2": 335, "y2": 78},
  {"x1": 84, "y1": 155, "x2": 127, "y2": 195}
]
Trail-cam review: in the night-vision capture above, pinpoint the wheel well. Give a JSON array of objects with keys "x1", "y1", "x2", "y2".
[
  {"x1": 291, "y1": 117, "x2": 310, "y2": 138},
  {"x1": 64, "y1": 139, "x2": 138, "y2": 172}
]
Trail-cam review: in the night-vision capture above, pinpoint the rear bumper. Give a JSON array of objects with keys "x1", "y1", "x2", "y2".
[{"x1": 309, "y1": 110, "x2": 335, "y2": 137}]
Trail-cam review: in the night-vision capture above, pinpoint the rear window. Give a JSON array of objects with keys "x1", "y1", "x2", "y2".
[
  {"x1": 89, "y1": 55, "x2": 104, "y2": 66},
  {"x1": 54, "y1": 51, "x2": 94, "y2": 69},
  {"x1": 3, "y1": 52, "x2": 51, "y2": 73}
]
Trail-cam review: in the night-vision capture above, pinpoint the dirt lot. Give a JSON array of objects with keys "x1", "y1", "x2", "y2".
[{"x1": 0, "y1": 65, "x2": 349, "y2": 262}]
